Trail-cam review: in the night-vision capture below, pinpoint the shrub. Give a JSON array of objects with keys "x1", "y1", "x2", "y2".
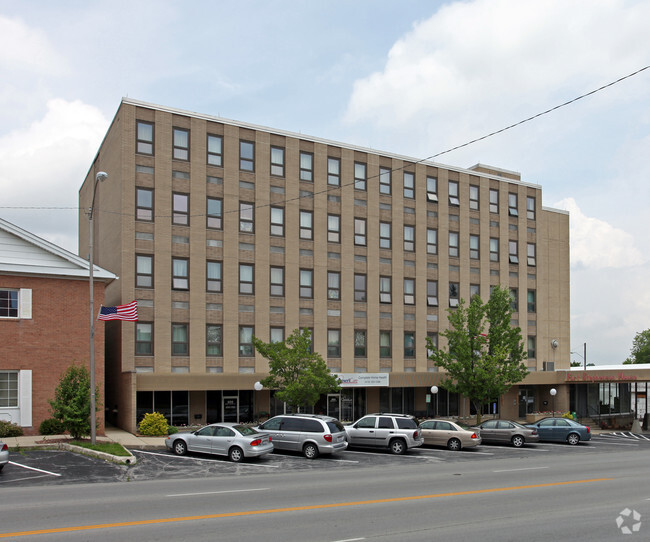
[
  {"x1": 0, "y1": 420, "x2": 24, "y2": 438},
  {"x1": 39, "y1": 418, "x2": 66, "y2": 435},
  {"x1": 138, "y1": 412, "x2": 169, "y2": 436},
  {"x1": 167, "y1": 426, "x2": 179, "y2": 435}
]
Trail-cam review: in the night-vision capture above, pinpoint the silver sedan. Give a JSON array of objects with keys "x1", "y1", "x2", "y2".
[
  {"x1": 165, "y1": 423, "x2": 273, "y2": 462},
  {"x1": 0, "y1": 441, "x2": 8, "y2": 471}
]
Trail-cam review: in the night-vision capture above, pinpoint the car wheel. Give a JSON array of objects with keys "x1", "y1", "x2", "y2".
[
  {"x1": 173, "y1": 440, "x2": 187, "y2": 456},
  {"x1": 447, "y1": 438, "x2": 462, "y2": 451},
  {"x1": 390, "y1": 439, "x2": 407, "y2": 455},
  {"x1": 511, "y1": 435, "x2": 525, "y2": 448},
  {"x1": 567, "y1": 433, "x2": 580, "y2": 445},
  {"x1": 303, "y1": 443, "x2": 319, "y2": 459},
  {"x1": 229, "y1": 446, "x2": 244, "y2": 463}
]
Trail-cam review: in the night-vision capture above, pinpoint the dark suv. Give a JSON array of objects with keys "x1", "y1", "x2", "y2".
[
  {"x1": 345, "y1": 413, "x2": 423, "y2": 454},
  {"x1": 255, "y1": 413, "x2": 348, "y2": 459}
]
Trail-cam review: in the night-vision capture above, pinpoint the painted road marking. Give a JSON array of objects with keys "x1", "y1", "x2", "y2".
[
  {"x1": 492, "y1": 466, "x2": 549, "y2": 473},
  {"x1": 8, "y1": 462, "x2": 61, "y2": 477},
  {"x1": 0, "y1": 477, "x2": 613, "y2": 539},
  {"x1": 167, "y1": 488, "x2": 270, "y2": 497}
]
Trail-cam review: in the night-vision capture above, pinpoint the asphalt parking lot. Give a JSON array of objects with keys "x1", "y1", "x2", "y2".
[{"x1": 2, "y1": 432, "x2": 648, "y2": 488}]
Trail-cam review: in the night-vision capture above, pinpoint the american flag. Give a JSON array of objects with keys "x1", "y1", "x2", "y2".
[{"x1": 98, "y1": 300, "x2": 138, "y2": 321}]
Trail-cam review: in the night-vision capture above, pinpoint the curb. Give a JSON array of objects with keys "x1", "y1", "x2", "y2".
[{"x1": 58, "y1": 443, "x2": 137, "y2": 465}]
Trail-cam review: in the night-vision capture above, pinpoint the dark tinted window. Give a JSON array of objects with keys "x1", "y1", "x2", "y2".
[
  {"x1": 281, "y1": 418, "x2": 304, "y2": 431},
  {"x1": 438, "y1": 422, "x2": 454, "y2": 431},
  {"x1": 327, "y1": 420, "x2": 345, "y2": 433},
  {"x1": 378, "y1": 417, "x2": 394, "y2": 429},
  {"x1": 301, "y1": 419, "x2": 325, "y2": 433},
  {"x1": 395, "y1": 417, "x2": 417, "y2": 429}
]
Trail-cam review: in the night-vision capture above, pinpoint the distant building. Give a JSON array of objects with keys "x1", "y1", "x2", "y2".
[
  {"x1": 81, "y1": 98, "x2": 575, "y2": 433},
  {"x1": 0, "y1": 218, "x2": 115, "y2": 435}
]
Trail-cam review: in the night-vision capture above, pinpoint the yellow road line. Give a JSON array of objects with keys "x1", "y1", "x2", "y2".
[{"x1": 0, "y1": 478, "x2": 613, "y2": 538}]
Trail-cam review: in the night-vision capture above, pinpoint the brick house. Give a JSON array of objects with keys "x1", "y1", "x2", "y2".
[{"x1": 0, "y1": 218, "x2": 115, "y2": 436}]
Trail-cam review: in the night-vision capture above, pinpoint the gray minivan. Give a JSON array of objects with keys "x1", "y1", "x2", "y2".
[{"x1": 255, "y1": 413, "x2": 348, "y2": 459}]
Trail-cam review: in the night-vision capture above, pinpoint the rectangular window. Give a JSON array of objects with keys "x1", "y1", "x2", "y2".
[
  {"x1": 380, "y1": 276, "x2": 392, "y2": 303},
  {"x1": 328, "y1": 329, "x2": 341, "y2": 357},
  {"x1": 0, "y1": 372, "x2": 18, "y2": 407},
  {"x1": 354, "y1": 274, "x2": 367, "y2": 302},
  {"x1": 448, "y1": 181, "x2": 460, "y2": 206},
  {"x1": 270, "y1": 146, "x2": 285, "y2": 177},
  {"x1": 489, "y1": 189, "x2": 499, "y2": 213},
  {"x1": 172, "y1": 323, "x2": 189, "y2": 356},
  {"x1": 528, "y1": 336, "x2": 536, "y2": 359},
  {"x1": 239, "y1": 264, "x2": 254, "y2": 294},
  {"x1": 173, "y1": 127, "x2": 189, "y2": 160},
  {"x1": 328, "y1": 214, "x2": 340, "y2": 243},
  {"x1": 136, "y1": 254, "x2": 153, "y2": 288},
  {"x1": 404, "y1": 278, "x2": 415, "y2": 305},
  {"x1": 300, "y1": 210, "x2": 313, "y2": 240},
  {"x1": 270, "y1": 266, "x2": 284, "y2": 296},
  {"x1": 449, "y1": 231, "x2": 459, "y2": 257},
  {"x1": 449, "y1": 282, "x2": 459, "y2": 307},
  {"x1": 240, "y1": 140, "x2": 255, "y2": 171},
  {"x1": 508, "y1": 193, "x2": 518, "y2": 216},
  {"x1": 527, "y1": 289, "x2": 536, "y2": 313},
  {"x1": 207, "y1": 261, "x2": 222, "y2": 292},
  {"x1": 270, "y1": 327, "x2": 284, "y2": 343},
  {"x1": 270, "y1": 207, "x2": 284, "y2": 237},
  {"x1": 328, "y1": 157, "x2": 340, "y2": 186},
  {"x1": 527, "y1": 196, "x2": 536, "y2": 220},
  {"x1": 135, "y1": 323, "x2": 153, "y2": 355},
  {"x1": 207, "y1": 197, "x2": 222, "y2": 229},
  {"x1": 527, "y1": 243, "x2": 536, "y2": 266},
  {"x1": 240, "y1": 202, "x2": 254, "y2": 232},
  {"x1": 206, "y1": 324, "x2": 223, "y2": 356},
  {"x1": 328, "y1": 271, "x2": 341, "y2": 300},
  {"x1": 380, "y1": 331, "x2": 391, "y2": 357},
  {"x1": 300, "y1": 269, "x2": 313, "y2": 298},
  {"x1": 354, "y1": 330, "x2": 367, "y2": 357},
  {"x1": 354, "y1": 218, "x2": 366, "y2": 246},
  {"x1": 380, "y1": 167, "x2": 391, "y2": 195},
  {"x1": 470, "y1": 283, "x2": 480, "y2": 300},
  {"x1": 136, "y1": 120, "x2": 154, "y2": 155},
  {"x1": 469, "y1": 185, "x2": 479, "y2": 210},
  {"x1": 427, "y1": 176, "x2": 438, "y2": 202},
  {"x1": 509, "y1": 240, "x2": 519, "y2": 264},
  {"x1": 354, "y1": 162, "x2": 367, "y2": 191},
  {"x1": 172, "y1": 193, "x2": 189, "y2": 225},
  {"x1": 207, "y1": 134, "x2": 223, "y2": 166},
  {"x1": 136, "y1": 187, "x2": 153, "y2": 221},
  {"x1": 427, "y1": 332, "x2": 438, "y2": 357},
  {"x1": 510, "y1": 288, "x2": 518, "y2": 312},
  {"x1": 0, "y1": 290, "x2": 18, "y2": 318},
  {"x1": 404, "y1": 332, "x2": 415, "y2": 358},
  {"x1": 490, "y1": 238, "x2": 499, "y2": 262},
  {"x1": 427, "y1": 229, "x2": 437, "y2": 254},
  {"x1": 404, "y1": 225, "x2": 415, "y2": 252},
  {"x1": 239, "y1": 326, "x2": 254, "y2": 357},
  {"x1": 300, "y1": 152, "x2": 313, "y2": 181},
  {"x1": 470, "y1": 234, "x2": 480, "y2": 260},
  {"x1": 379, "y1": 222, "x2": 391, "y2": 249},
  {"x1": 427, "y1": 280, "x2": 438, "y2": 306},
  {"x1": 403, "y1": 172, "x2": 415, "y2": 199},
  {"x1": 172, "y1": 258, "x2": 189, "y2": 290}
]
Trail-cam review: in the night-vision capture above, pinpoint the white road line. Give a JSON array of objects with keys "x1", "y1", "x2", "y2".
[
  {"x1": 167, "y1": 488, "x2": 270, "y2": 497},
  {"x1": 332, "y1": 538, "x2": 366, "y2": 542},
  {"x1": 8, "y1": 461, "x2": 62, "y2": 476},
  {"x1": 133, "y1": 450, "x2": 279, "y2": 467},
  {"x1": 492, "y1": 466, "x2": 550, "y2": 473}
]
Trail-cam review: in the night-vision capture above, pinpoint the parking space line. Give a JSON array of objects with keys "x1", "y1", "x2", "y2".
[
  {"x1": 8, "y1": 461, "x2": 61, "y2": 477},
  {"x1": 133, "y1": 450, "x2": 279, "y2": 467}
]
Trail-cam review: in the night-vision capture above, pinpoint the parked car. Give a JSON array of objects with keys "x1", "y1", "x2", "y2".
[
  {"x1": 165, "y1": 422, "x2": 273, "y2": 462},
  {"x1": 345, "y1": 413, "x2": 423, "y2": 454},
  {"x1": 0, "y1": 441, "x2": 8, "y2": 471},
  {"x1": 255, "y1": 413, "x2": 347, "y2": 459},
  {"x1": 525, "y1": 417, "x2": 591, "y2": 445},
  {"x1": 476, "y1": 419, "x2": 539, "y2": 447},
  {"x1": 419, "y1": 419, "x2": 481, "y2": 450}
]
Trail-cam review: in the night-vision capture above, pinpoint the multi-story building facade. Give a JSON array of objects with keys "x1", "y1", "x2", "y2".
[{"x1": 80, "y1": 98, "x2": 570, "y2": 433}]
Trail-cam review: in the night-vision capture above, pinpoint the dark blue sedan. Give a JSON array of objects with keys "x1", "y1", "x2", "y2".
[{"x1": 526, "y1": 417, "x2": 591, "y2": 445}]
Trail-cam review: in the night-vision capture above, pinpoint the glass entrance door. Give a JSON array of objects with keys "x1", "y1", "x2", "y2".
[
  {"x1": 518, "y1": 387, "x2": 535, "y2": 418},
  {"x1": 223, "y1": 396, "x2": 239, "y2": 423},
  {"x1": 327, "y1": 394, "x2": 341, "y2": 419}
]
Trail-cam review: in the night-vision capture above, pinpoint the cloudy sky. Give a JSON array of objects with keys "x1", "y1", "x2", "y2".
[{"x1": 1, "y1": 0, "x2": 649, "y2": 366}]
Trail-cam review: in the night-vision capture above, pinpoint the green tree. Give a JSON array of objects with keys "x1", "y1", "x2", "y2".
[
  {"x1": 254, "y1": 328, "x2": 341, "y2": 411},
  {"x1": 49, "y1": 364, "x2": 100, "y2": 439},
  {"x1": 426, "y1": 285, "x2": 528, "y2": 423},
  {"x1": 623, "y1": 329, "x2": 650, "y2": 364}
]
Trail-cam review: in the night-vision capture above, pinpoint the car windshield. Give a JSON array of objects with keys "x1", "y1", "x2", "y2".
[{"x1": 234, "y1": 425, "x2": 258, "y2": 436}]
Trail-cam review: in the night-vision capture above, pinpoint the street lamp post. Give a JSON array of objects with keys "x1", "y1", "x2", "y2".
[
  {"x1": 430, "y1": 386, "x2": 439, "y2": 418},
  {"x1": 550, "y1": 388, "x2": 557, "y2": 417},
  {"x1": 88, "y1": 171, "x2": 108, "y2": 445}
]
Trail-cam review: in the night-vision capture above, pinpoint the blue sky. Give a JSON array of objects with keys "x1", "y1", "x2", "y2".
[{"x1": 1, "y1": 0, "x2": 649, "y2": 365}]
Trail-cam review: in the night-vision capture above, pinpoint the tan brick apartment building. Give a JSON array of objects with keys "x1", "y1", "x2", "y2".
[
  {"x1": 80, "y1": 98, "x2": 571, "y2": 433},
  {"x1": 0, "y1": 218, "x2": 115, "y2": 435}
]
